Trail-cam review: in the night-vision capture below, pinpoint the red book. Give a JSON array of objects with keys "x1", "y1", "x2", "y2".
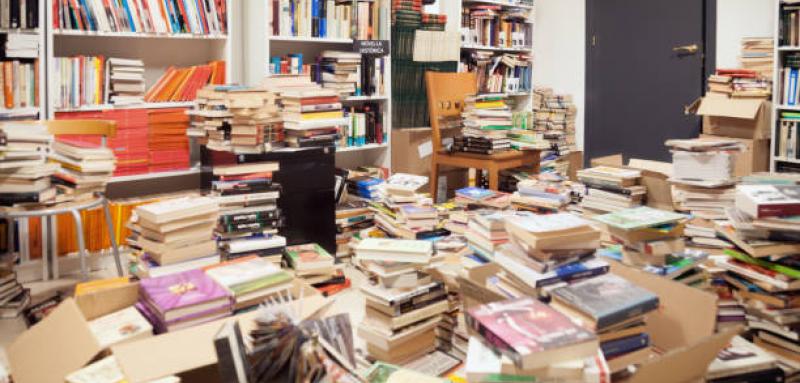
[
  {"x1": 196, "y1": 0, "x2": 210, "y2": 34},
  {"x1": 299, "y1": 96, "x2": 340, "y2": 106}
]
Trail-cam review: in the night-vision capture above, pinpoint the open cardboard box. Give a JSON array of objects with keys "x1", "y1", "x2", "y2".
[
  {"x1": 589, "y1": 154, "x2": 675, "y2": 211},
  {"x1": 457, "y1": 260, "x2": 736, "y2": 383},
  {"x1": 688, "y1": 96, "x2": 771, "y2": 140},
  {"x1": 8, "y1": 279, "x2": 330, "y2": 383},
  {"x1": 699, "y1": 134, "x2": 769, "y2": 177}
]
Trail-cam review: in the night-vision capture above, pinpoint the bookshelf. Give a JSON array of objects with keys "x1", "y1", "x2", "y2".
[
  {"x1": 773, "y1": 0, "x2": 797, "y2": 172},
  {"x1": 242, "y1": 0, "x2": 392, "y2": 171},
  {"x1": 0, "y1": 1, "x2": 45, "y2": 122}
]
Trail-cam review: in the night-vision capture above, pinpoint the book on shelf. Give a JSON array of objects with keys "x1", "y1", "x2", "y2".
[
  {"x1": 4, "y1": 33, "x2": 39, "y2": 59},
  {"x1": 460, "y1": 5, "x2": 531, "y2": 49},
  {"x1": 271, "y1": 0, "x2": 388, "y2": 40},
  {"x1": 53, "y1": 55, "x2": 105, "y2": 109},
  {"x1": 53, "y1": 0, "x2": 228, "y2": 35},
  {"x1": 0, "y1": 59, "x2": 37, "y2": 111},
  {"x1": 105, "y1": 58, "x2": 145, "y2": 105},
  {"x1": 144, "y1": 60, "x2": 226, "y2": 103},
  {"x1": 460, "y1": 51, "x2": 531, "y2": 94},
  {"x1": 0, "y1": 0, "x2": 38, "y2": 30},
  {"x1": 778, "y1": 112, "x2": 800, "y2": 161},
  {"x1": 340, "y1": 102, "x2": 384, "y2": 147}
]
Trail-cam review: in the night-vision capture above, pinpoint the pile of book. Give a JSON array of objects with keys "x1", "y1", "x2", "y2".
[
  {"x1": 0, "y1": 267, "x2": 29, "y2": 319},
  {"x1": 226, "y1": 88, "x2": 282, "y2": 153},
  {"x1": 510, "y1": 175, "x2": 572, "y2": 212},
  {"x1": 533, "y1": 88, "x2": 578, "y2": 154},
  {"x1": 740, "y1": 37, "x2": 773, "y2": 79},
  {"x1": 335, "y1": 200, "x2": 375, "y2": 259},
  {"x1": 684, "y1": 217, "x2": 733, "y2": 254},
  {"x1": 392, "y1": 0, "x2": 422, "y2": 27},
  {"x1": 453, "y1": 95, "x2": 512, "y2": 155},
  {"x1": 705, "y1": 336, "x2": 784, "y2": 383},
  {"x1": 205, "y1": 255, "x2": 293, "y2": 312},
  {"x1": 341, "y1": 103, "x2": 385, "y2": 148},
  {"x1": 284, "y1": 243, "x2": 342, "y2": 289},
  {"x1": 211, "y1": 162, "x2": 285, "y2": 264},
  {"x1": 320, "y1": 51, "x2": 361, "y2": 97},
  {"x1": 147, "y1": 108, "x2": 191, "y2": 172},
  {"x1": 464, "y1": 297, "x2": 605, "y2": 382},
  {"x1": 0, "y1": 122, "x2": 56, "y2": 206},
  {"x1": 127, "y1": 197, "x2": 220, "y2": 278},
  {"x1": 667, "y1": 138, "x2": 742, "y2": 220},
  {"x1": 460, "y1": 52, "x2": 532, "y2": 94},
  {"x1": 355, "y1": 238, "x2": 447, "y2": 364},
  {"x1": 144, "y1": 60, "x2": 226, "y2": 103},
  {"x1": 106, "y1": 58, "x2": 145, "y2": 106},
  {"x1": 465, "y1": 211, "x2": 510, "y2": 260},
  {"x1": 137, "y1": 268, "x2": 232, "y2": 333},
  {"x1": 187, "y1": 85, "x2": 234, "y2": 147},
  {"x1": 271, "y1": 0, "x2": 358, "y2": 39},
  {"x1": 460, "y1": 5, "x2": 532, "y2": 49},
  {"x1": 281, "y1": 88, "x2": 347, "y2": 148},
  {"x1": 54, "y1": 0, "x2": 227, "y2": 35},
  {"x1": 577, "y1": 166, "x2": 646, "y2": 215},
  {"x1": 50, "y1": 140, "x2": 116, "y2": 197},
  {"x1": 5, "y1": 33, "x2": 38, "y2": 59},
  {"x1": 373, "y1": 202, "x2": 443, "y2": 240},
  {"x1": 707, "y1": 69, "x2": 771, "y2": 99},
  {"x1": 549, "y1": 273, "x2": 660, "y2": 374}
]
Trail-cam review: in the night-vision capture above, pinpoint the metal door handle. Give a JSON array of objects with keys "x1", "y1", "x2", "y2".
[{"x1": 673, "y1": 44, "x2": 699, "y2": 54}]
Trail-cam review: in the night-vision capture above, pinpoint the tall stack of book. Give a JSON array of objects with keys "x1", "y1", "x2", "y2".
[
  {"x1": 510, "y1": 175, "x2": 573, "y2": 213},
  {"x1": 204, "y1": 255, "x2": 293, "y2": 312},
  {"x1": 533, "y1": 88, "x2": 577, "y2": 155},
  {"x1": 594, "y1": 207, "x2": 687, "y2": 272},
  {"x1": 464, "y1": 297, "x2": 602, "y2": 381},
  {"x1": 461, "y1": 6, "x2": 531, "y2": 49},
  {"x1": 392, "y1": 0, "x2": 422, "y2": 27},
  {"x1": 319, "y1": 51, "x2": 361, "y2": 97},
  {"x1": 666, "y1": 138, "x2": 742, "y2": 220},
  {"x1": 226, "y1": 88, "x2": 283, "y2": 153},
  {"x1": 740, "y1": 37, "x2": 773, "y2": 79},
  {"x1": 577, "y1": 166, "x2": 646, "y2": 216},
  {"x1": 0, "y1": 122, "x2": 56, "y2": 206},
  {"x1": 211, "y1": 162, "x2": 285, "y2": 264},
  {"x1": 550, "y1": 274, "x2": 660, "y2": 374},
  {"x1": 341, "y1": 103, "x2": 384, "y2": 147},
  {"x1": 127, "y1": 197, "x2": 220, "y2": 277},
  {"x1": 147, "y1": 108, "x2": 191, "y2": 172},
  {"x1": 355, "y1": 238, "x2": 446, "y2": 364},
  {"x1": 54, "y1": 0, "x2": 228, "y2": 34},
  {"x1": 187, "y1": 85, "x2": 233, "y2": 147},
  {"x1": 270, "y1": 0, "x2": 361, "y2": 39},
  {"x1": 0, "y1": 59, "x2": 38, "y2": 112},
  {"x1": 281, "y1": 88, "x2": 347, "y2": 148},
  {"x1": 0, "y1": 264, "x2": 28, "y2": 319},
  {"x1": 50, "y1": 140, "x2": 116, "y2": 197},
  {"x1": 454, "y1": 95, "x2": 512, "y2": 154},
  {"x1": 105, "y1": 58, "x2": 145, "y2": 106},
  {"x1": 284, "y1": 243, "x2": 339, "y2": 287},
  {"x1": 137, "y1": 269, "x2": 232, "y2": 333}
]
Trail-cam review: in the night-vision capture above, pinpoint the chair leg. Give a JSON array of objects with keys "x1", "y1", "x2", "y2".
[
  {"x1": 430, "y1": 161, "x2": 441, "y2": 203},
  {"x1": 102, "y1": 198, "x2": 124, "y2": 277},
  {"x1": 70, "y1": 209, "x2": 88, "y2": 281},
  {"x1": 488, "y1": 168, "x2": 500, "y2": 191}
]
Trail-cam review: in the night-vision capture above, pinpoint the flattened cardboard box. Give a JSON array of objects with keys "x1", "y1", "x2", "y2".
[
  {"x1": 8, "y1": 279, "x2": 330, "y2": 383},
  {"x1": 692, "y1": 96, "x2": 771, "y2": 140}
]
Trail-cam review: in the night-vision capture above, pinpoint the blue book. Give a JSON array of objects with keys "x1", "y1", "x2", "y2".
[
  {"x1": 456, "y1": 187, "x2": 494, "y2": 200},
  {"x1": 790, "y1": 68, "x2": 798, "y2": 106},
  {"x1": 290, "y1": 0, "x2": 297, "y2": 36},
  {"x1": 600, "y1": 333, "x2": 649, "y2": 359},
  {"x1": 122, "y1": 0, "x2": 137, "y2": 32},
  {"x1": 320, "y1": 0, "x2": 327, "y2": 37},
  {"x1": 79, "y1": 0, "x2": 97, "y2": 31}
]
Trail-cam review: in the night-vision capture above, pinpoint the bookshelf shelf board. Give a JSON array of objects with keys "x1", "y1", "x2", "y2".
[
  {"x1": 52, "y1": 30, "x2": 228, "y2": 40},
  {"x1": 461, "y1": 0, "x2": 534, "y2": 9},
  {"x1": 109, "y1": 167, "x2": 202, "y2": 183},
  {"x1": 268, "y1": 35, "x2": 354, "y2": 43},
  {"x1": 461, "y1": 45, "x2": 530, "y2": 52},
  {"x1": 342, "y1": 95, "x2": 389, "y2": 102},
  {"x1": 0, "y1": 28, "x2": 39, "y2": 34},
  {"x1": 55, "y1": 102, "x2": 196, "y2": 113},
  {"x1": 777, "y1": 104, "x2": 800, "y2": 111},
  {"x1": 335, "y1": 143, "x2": 389, "y2": 153},
  {"x1": 775, "y1": 157, "x2": 800, "y2": 165},
  {"x1": 779, "y1": 46, "x2": 800, "y2": 51}
]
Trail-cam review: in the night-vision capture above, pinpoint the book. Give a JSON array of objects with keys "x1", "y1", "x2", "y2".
[
  {"x1": 736, "y1": 185, "x2": 800, "y2": 219},
  {"x1": 284, "y1": 243, "x2": 335, "y2": 275},
  {"x1": 600, "y1": 333, "x2": 649, "y2": 359},
  {"x1": 88, "y1": 306, "x2": 153, "y2": 349},
  {"x1": 354, "y1": 237, "x2": 433, "y2": 263},
  {"x1": 204, "y1": 256, "x2": 292, "y2": 296},
  {"x1": 135, "y1": 196, "x2": 219, "y2": 224},
  {"x1": 707, "y1": 336, "x2": 779, "y2": 381},
  {"x1": 466, "y1": 297, "x2": 598, "y2": 370},
  {"x1": 65, "y1": 355, "x2": 126, "y2": 383},
  {"x1": 593, "y1": 206, "x2": 686, "y2": 231},
  {"x1": 138, "y1": 269, "x2": 231, "y2": 322}
]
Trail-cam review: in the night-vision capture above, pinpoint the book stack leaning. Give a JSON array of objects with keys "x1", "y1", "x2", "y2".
[
  {"x1": 0, "y1": 122, "x2": 56, "y2": 206},
  {"x1": 226, "y1": 88, "x2": 283, "y2": 153}
]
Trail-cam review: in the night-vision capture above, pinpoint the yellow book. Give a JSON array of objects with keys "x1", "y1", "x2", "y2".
[
  {"x1": 302, "y1": 110, "x2": 345, "y2": 120},
  {"x1": 475, "y1": 100, "x2": 506, "y2": 109},
  {"x1": 75, "y1": 276, "x2": 130, "y2": 296}
]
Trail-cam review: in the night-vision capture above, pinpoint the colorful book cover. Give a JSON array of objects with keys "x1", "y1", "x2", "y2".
[
  {"x1": 592, "y1": 206, "x2": 686, "y2": 231},
  {"x1": 457, "y1": 186, "x2": 495, "y2": 200},
  {"x1": 284, "y1": 243, "x2": 334, "y2": 268},
  {"x1": 139, "y1": 269, "x2": 230, "y2": 314}
]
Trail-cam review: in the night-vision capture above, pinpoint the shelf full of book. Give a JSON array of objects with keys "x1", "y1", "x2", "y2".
[
  {"x1": 0, "y1": 0, "x2": 45, "y2": 121},
  {"x1": 773, "y1": 0, "x2": 800, "y2": 172}
]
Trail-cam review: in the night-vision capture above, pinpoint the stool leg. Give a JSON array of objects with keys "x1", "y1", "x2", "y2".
[
  {"x1": 102, "y1": 198, "x2": 123, "y2": 277},
  {"x1": 70, "y1": 210, "x2": 88, "y2": 281},
  {"x1": 4, "y1": 218, "x2": 14, "y2": 258},
  {"x1": 50, "y1": 216, "x2": 59, "y2": 279},
  {"x1": 41, "y1": 217, "x2": 49, "y2": 281}
]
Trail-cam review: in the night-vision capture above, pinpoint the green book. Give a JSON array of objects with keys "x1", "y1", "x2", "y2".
[
  {"x1": 724, "y1": 249, "x2": 800, "y2": 280},
  {"x1": 593, "y1": 206, "x2": 686, "y2": 231}
]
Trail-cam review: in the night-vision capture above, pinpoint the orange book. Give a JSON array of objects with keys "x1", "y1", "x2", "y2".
[
  {"x1": 145, "y1": 67, "x2": 176, "y2": 102},
  {"x1": 33, "y1": 59, "x2": 39, "y2": 107},
  {"x1": 164, "y1": 67, "x2": 193, "y2": 102},
  {"x1": 209, "y1": 60, "x2": 226, "y2": 84},
  {"x1": 3, "y1": 61, "x2": 13, "y2": 109}
]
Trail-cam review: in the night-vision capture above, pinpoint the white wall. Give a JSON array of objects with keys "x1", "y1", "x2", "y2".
[
  {"x1": 533, "y1": 0, "x2": 586, "y2": 149},
  {"x1": 716, "y1": 0, "x2": 775, "y2": 68}
]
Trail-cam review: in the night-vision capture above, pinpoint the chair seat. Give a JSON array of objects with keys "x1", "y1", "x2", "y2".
[{"x1": 437, "y1": 148, "x2": 540, "y2": 161}]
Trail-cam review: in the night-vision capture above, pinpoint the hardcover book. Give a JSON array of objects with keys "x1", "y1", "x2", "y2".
[
  {"x1": 284, "y1": 243, "x2": 335, "y2": 273},
  {"x1": 204, "y1": 256, "x2": 292, "y2": 296},
  {"x1": 139, "y1": 269, "x2": 231, "y2": 321}
]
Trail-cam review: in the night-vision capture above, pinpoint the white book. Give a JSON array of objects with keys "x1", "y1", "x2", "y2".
[
  {"x1": 135, "y1": 196, "x2": 220, "y2": 224},
  {"x1": 89, "y1": 307, "x2": 153, "y2": 349},
  {"x1": 225, "y1": 235, "x2": 287, "y2": 253}
]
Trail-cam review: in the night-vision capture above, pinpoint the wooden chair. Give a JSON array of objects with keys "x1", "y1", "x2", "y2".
[
  {"x1": 1, "y1": 120, "x2": 123, "y2": 281},
  {"x1": 425, "y1": 71, "x2": 541, "y2": 201}
]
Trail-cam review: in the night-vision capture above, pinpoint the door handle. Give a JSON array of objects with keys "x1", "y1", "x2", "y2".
[{"x1": 673, "y1": 44, "x2": 699, "y2": 55}]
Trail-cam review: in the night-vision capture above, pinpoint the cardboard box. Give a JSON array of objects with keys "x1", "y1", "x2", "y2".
[
  {"x1": 692, "y1": 97, "x2": 771, "y2": 140},
  {"x1": 8, "y1": 280, "x2": 330, "y2": 383},
  {"x1": 391, "y1": 127, "x2": 467, "y2": 199},
  {"x1": 699, "y1": 134, "x2": 769, "y2": 177},
  {"x1": 589, "y1": 155, "x2": 674, "y2": 211},
  {"x1": 457, "y1": 260, "x2": 736, "y2": 383}
]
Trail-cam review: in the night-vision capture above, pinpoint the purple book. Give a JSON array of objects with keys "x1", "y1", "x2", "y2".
[{"x1": 139, "y1": 269, "x2": 232, "y2": 322}]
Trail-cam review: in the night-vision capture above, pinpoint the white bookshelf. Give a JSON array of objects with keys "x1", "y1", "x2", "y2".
[
  {"x1": 773, "y1": 0, "x2": 794, "y2": 172},
  {"x1": 0, "y1": 1, "x2": 46, "y2": 122},
  {"x1": 242, "y1": 0, "x2": 392, "y2": 171}
]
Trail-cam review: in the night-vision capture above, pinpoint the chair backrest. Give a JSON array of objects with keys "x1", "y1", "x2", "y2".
[
  {"x1": 43, "y1": 120, "x2": 117, "y2": 137},
  {"x1": 425, "y1": 71, "x2": 477, "y2": 153}
]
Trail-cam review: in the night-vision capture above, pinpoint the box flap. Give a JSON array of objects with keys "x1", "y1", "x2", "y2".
[
  {"x1": 590, "y1": 154, "x2": 624, "y2": 167},
  {"x1": 75, "y1": 282, "x2": 139, "y2": 321},
  {"x1": 696, "y1": 97, "x2": 764, "y2": 120},
  {"x1": 627, "y1": 159, "x2": 673, "y2": 179},
  {"x1": 8, "y1": 299, "x2": 101, "y2": 383},
  {"x1": 628, "y1": 328, "x2": 739, "y2": 383},
  {"x1": 610, "y1": 261, "x2": 716, "y2": 350}
]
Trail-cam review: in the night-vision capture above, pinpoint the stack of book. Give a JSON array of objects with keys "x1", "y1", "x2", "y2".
[
  {"x1": 346, "y1": 174, "x2": 383, "y2": 200},
  {"x1": 320, "y1": 51, "x2": 361, "y2": 97},
  {"x1": 707, "y1": 69, "x2": 771, "y2": 99},
  {"x1": 281, "y1": 88, "x2": 347, "y2": 148},
  {"x1": 684, "y1": 217, "x2": 734, "y2": 254},
  {"x1": 226, "y1": 88, "x2": 282, "y2": 153},
  {"x1": 740, "y1": 37, "x2": 774, "y2": 79},
  {"x1": 533, "y1": 88, "x2": 578, "y2": 154},
  {"x1": 550, "y1": 273, "x2": 659, "y2": 373},
  {"x1": 667, "y1": 138, "x2": 742, "y2": 220},
  {"x1": 144, "y1": 60, "x2": 226, "y2": 103},
  {"x1": 455, "y1": 187, "x2": 511, "y2": 209},
  {"x1": 54, "y1": 0, "x2": 228, "y2": 35},
  {"x1": 577, "y1": 166, "x2": 646, "y2": 215},
  {"x1": 0, "y1": 122, "x2": 56, "y2": 206},
  {"x1": 5, "y1": 33, "x2": 38, "y2": 59},
  {"x1": 454, "y1": 95, "x2": 513, "y2": 154},
  {"x1": 355, "y1": 238, "x2": 445, "y2": 364},
  {"x1": 421, "y1": 13, "x2": 447, "y2": 31},
  {"x1": 187, "y1": 85, "x2": 233, "y2": 146},
  {"x1": 705, "y1": 336, "x2": 784, "y2": 383},
  {"x1": 594, "y1": 207, "x2": 687, "y2": 271},
  {"x1": 204, "y1": 255, "x2": 293, "y2": 312},
  {"x1": 0, "y1": 269, "x2": 29, "y2": 319},
  {"x1": 335, "y1": 200, "x2": 375, "y2": 259},
  {"x1": 270, "y1": 0, "x2": 360, "y2": 39},
  {"x1": 461, "y1": 5, "x2": 531, "y2": 49},
  {"x1": 284, "y1": 243, "x2": 338, "y2": 285},
  {"x1": 148, "y1": 108, "x2": 191, "y2": 172},
  {"x1": 105, "y1": 58, "x2": 145, "y2": 106},
  {"x1": 392, "y1": 0, "x2": 422, "y2": 27},
  {"x1": 464, "y1": 297, "x2": 601, "y2": 381},
  {"x1": 128, "y1": 196, "x2": 219, "y2": 275},
  {"x1": 137, "y1": 269, "x2": 232, "y2": 333},
  {"x1": 373, "y1": 203, "x2": 443, "y2": 240},
  {"x1": 50, "y1": 140, "x2": 116, "y2": 197},
  {"x1": 510, "y1": 175, "x2": 573, "y2": 212},
  {"x1": 211, "y1": 162, "x2": 284, "y2": 261},
  {"x1": 465, "y1": 211, "x2": 510, "y2": 260}
]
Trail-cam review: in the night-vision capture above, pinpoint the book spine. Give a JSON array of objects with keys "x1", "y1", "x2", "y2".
[
  {"x1": 596, "y1": 298, "x2": 659, "y2": 330},
  {"x1": 599, "y1": 333, "x2": 649, "y2": 359}
]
